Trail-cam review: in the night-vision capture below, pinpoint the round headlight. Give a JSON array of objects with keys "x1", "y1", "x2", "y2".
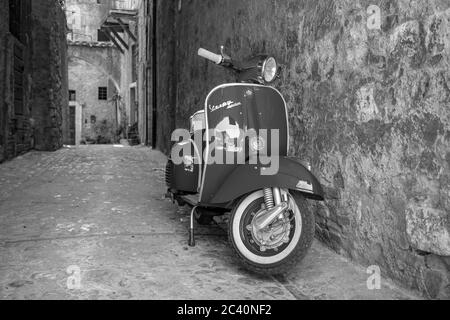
[{"x1": 262, "y1": 57, "x2": 277, "y2": 83}]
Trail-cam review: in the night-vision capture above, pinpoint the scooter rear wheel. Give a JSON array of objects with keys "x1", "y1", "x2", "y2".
[{"x1": 228, "y1": 190, "x2": 315, "y2": 275}]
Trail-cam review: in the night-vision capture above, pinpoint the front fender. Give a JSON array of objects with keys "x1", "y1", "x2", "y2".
[{"x1": 209, "y1": 157, "x2": 324, "y2": 204}]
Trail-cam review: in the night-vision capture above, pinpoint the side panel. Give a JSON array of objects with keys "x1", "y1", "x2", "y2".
[
  {"x1": 209, "y1": 157, "x2": 324, "y2": 204},
  {"x1": 168, "y1": 140, "x2": 201, "y2": 194}
]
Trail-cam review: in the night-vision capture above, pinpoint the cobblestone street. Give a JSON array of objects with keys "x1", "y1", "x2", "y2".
[{"x1": 0, "y1": 146, "x2": 419, "y2": 300}]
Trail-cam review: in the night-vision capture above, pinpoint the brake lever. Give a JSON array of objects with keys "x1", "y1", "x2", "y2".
[
  {"x1": 220, "y1": 46, "x2": 232, "y2": 64},
  {"x1": 219, "y1": 46, "x2": 243, "y2": 73}
]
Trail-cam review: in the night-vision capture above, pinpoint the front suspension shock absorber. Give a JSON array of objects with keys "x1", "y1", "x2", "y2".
[
  {"x1": 263, "y1": 188, "x2": 275, "y2": 209},
  {"x1": 273, "y1": 187, "x2": 282, "y2": 206}
]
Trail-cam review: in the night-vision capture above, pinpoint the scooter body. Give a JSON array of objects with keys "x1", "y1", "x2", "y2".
[
  {"x1": 167, "y1": 83, "x2": 324, "y2": 206},
  {"x1": 166, "y1": 48, "x2": 324, "y2": 275}
]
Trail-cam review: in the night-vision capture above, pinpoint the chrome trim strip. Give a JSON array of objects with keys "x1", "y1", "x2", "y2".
[{"x1": 189, "y1": 139, "x2": 202, "y2": 193}]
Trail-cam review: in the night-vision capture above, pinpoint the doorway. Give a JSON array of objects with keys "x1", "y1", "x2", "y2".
[
  {"x1": 69, "y1": 105, "x2": 76, "y2": 145},
  {"x1": 130, "y1": 87, "x2": 137, "y2": 125}
]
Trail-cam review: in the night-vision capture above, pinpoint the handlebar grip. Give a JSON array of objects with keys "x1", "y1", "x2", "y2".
[{"x1": 198, "y1": 48, "x2": 223, "y2": 64}]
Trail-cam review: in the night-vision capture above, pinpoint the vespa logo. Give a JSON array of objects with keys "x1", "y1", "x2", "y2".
[{"x1": 209, "y1": 101, "x2": 242, "y2": 113}]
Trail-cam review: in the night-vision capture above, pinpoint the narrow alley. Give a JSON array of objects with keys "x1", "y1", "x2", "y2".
[
  {"x1": 1, "y1": 0, "x2": 449, "y2": 302},
  {"x1": 0, "y1": 146, "x2": 418, "y2": 300}
]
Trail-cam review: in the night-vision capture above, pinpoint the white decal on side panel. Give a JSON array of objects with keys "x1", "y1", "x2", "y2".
[{"x1": 296, "y1": 180, "x2": 313, "y2": 193}]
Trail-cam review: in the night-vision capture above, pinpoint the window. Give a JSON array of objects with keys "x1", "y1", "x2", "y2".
[
  {"x1": 98, "y1": 87, "x2": 107, "y2": 100},
  {"x1": 97, "y1": 29, "x2": 109, "y2": 42},
  {"x1": 69, "y1": 90, "x2": 76, "y2": 101},
  {"x1": 90, "y1": 115, "x2": 96, "y2": 124}
]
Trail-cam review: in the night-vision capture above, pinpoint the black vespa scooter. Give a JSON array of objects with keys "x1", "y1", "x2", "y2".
[{"x1": 166, "y1": 47, "x2": 324, "y2": 275}]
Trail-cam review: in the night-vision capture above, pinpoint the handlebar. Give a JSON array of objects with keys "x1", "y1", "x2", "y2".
[
  {"x1": 197, "y1": 47, "x2": 281, "y2": 84},
  {"x1": 198, "y1": 48, "x2": 223, "y2": 64}
]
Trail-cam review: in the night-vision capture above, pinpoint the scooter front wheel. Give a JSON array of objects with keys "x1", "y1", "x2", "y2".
[{"x1": 228, "y1": 190, "x2": 315, "y2": 275}]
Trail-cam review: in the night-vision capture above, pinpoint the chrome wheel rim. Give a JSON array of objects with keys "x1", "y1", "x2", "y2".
[{"x1": 232, "y1": 190, "x2": 303, "y2": 265}]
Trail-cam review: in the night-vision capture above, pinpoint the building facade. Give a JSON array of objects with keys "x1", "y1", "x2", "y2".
[
  {"x1": 122, "y1": 0, "x2": 174, "y2": 153},
  {"x1": 66, "y1": 0, "x2": 140, "y2": 145},
  {"x1": 66, "y1": 0, "x2": 121, "y2": 145},
  {"x1": 0, "y1": 0, "x2": 68, "y2": 162}
]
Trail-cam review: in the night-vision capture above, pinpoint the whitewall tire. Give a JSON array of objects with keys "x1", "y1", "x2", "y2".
[{"x1": 228, "y1": 190, "x2": 315, "y2": 275}]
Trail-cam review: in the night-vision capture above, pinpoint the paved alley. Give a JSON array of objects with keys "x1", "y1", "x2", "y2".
[{"x1": 0, "y1": 146, "x2": 420, "y2": 300}]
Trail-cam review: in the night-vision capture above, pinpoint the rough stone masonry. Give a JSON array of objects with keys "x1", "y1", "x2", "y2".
[
  {"x1": 152, "y1": 0, "x2": 450, "y2": 299},
  {"x1": 0, "y1": 0, "x2": 68, "y2": 162}
]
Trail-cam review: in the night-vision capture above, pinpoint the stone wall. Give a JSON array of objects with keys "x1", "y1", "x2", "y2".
[
  {"x1": 0, "y1": 0, "x2": 33, "y2": 161},
  {"x1": 51, "y1": 3, "x2": 70, "y2": 148},
  {"x1": 155, "y1": 0, "x2": 177, "y2": 154},
  {"x1": 0, "y1": 0, "x2": 7, "y2": 162},
  {"x1": 118, "y1": 18, "x2": 139, "y2": 135},
  {"x1": 134, "y1": 0, "x2": 152, "y2": 148},
  {"x1": 31, "y1": 0, "x2": 69, "y2": 150},
  {"x1": 0, "y1": 0, "x2": 68, "y2": 161},
  {"x1": 136, "y1": 0, "x2": 147, "y2": 145},
  {"x1": 154, "y1": 0, "x2": 449, "y2": 299}
]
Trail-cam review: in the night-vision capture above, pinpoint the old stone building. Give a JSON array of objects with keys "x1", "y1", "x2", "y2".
[
  {"x1": 141, "y1": 0, "x2": 449, "y2": 299},
  {"x1": 104, "y1": 0, "x2": 141, "y2": 145},
  {"x1": 0, "y1": 0, "x2": 68, "y2": 162},
  {"x1": 66, "y1": 0, "x2": 123, "y2": 144},
  {"x1": 65, "y1": 0, "x2": 141, "y2": 145}
]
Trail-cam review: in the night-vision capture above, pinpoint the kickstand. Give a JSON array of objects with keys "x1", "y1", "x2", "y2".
[{"x1": 189, "y1": 206, "x2": 198, "y2": 247}]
